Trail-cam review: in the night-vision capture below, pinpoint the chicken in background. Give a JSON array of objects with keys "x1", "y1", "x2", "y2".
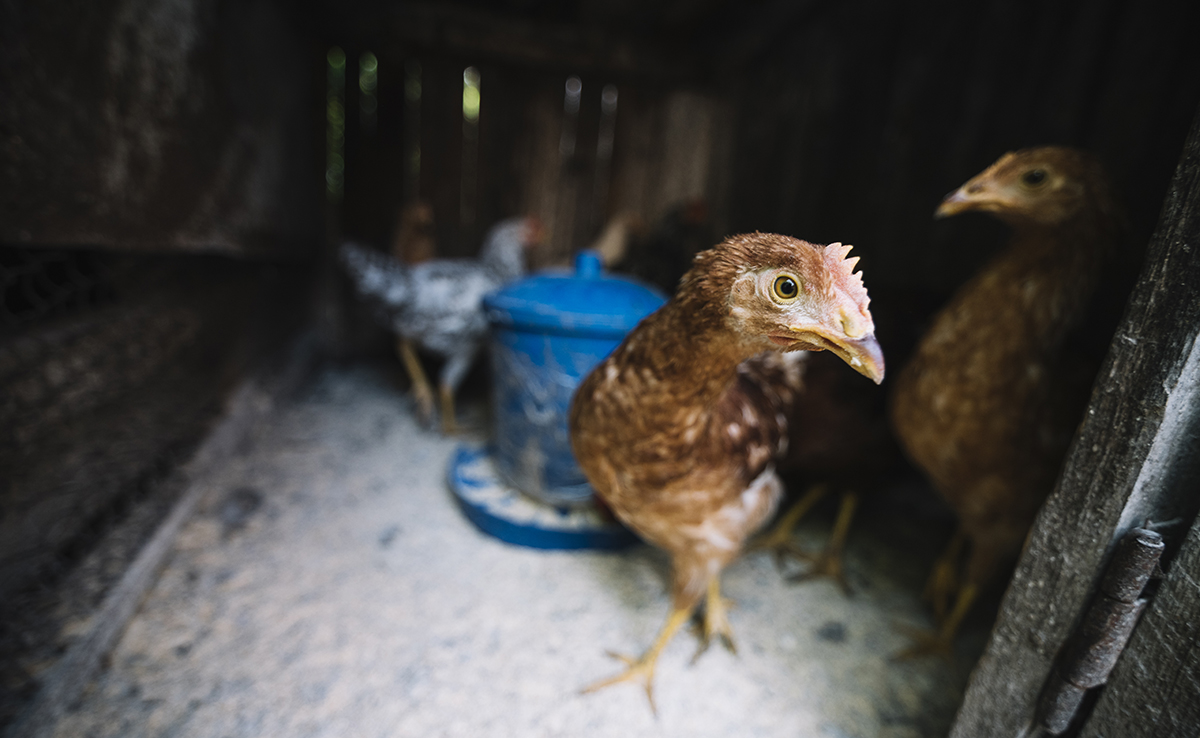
[
  {"x1": 751, "y1": 283, "x2": 947, "y2": 592},
  {"x1": 340, "y1": 216, "x2": 543, "y2": 433},
  {"x1": 890, "y1": 147, "x2": 1123, "y2": 655},
  {"x1": 603, "y1": 198, "x2": 712, "y2": 295},
  {"x1": 570, "y1": 233, "x2": 884, "y2": 710},
  {"x1": 390, "y1": 200, "x2": 437, "y2": 265},
  {"x1": 587, "y1": 212, "x2": 646, "y2": 269},
  {"x1": 751, "y1": 359, "x2": 895, "y2": 591}
]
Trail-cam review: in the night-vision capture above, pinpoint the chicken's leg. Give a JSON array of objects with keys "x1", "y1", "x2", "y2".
[
  {"x1": 924, "y1": 528, "x2": 965, "y2": 624},
  {"x1": 897, "y1": 533, "x2": 991, "y2": 660},
  {"x1": 436, "y1": 346, "x2": 479, "y2": 435},
  {"x1": 439, "y1": 384, "x2": 457, "y2": 435},
  {"x1": 788, "y1": 491, "x2": 858, "y2": 594},
  {"x1": 750, "y1": 483, "x2": 829, "y2": 569},
  {"x1": 582, "y1": 605, "x2": 692, "y2": 715},
  {"x1": 398, "y1": 339, "x2": 436, "y2": 426},
  {"x1": 693, "y1": 575, "x2": 737, "y2": 661},
  {"x1": 894, "y1": 582, "x2": 978, "y2": 660}
]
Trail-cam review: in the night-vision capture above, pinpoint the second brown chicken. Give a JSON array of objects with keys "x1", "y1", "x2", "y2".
[{"x1": 890, "y1": 146, "x2": 1123, "y2": 655}]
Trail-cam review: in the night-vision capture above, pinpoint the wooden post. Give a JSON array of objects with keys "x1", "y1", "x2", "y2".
[{"x1": 948, "y1": 106, "x2": 1200, "y2": 736}]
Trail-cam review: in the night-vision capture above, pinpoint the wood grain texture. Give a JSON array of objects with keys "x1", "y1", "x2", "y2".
[
  {"x1": 948, "y1": 107, "x2": 1200, "y2": 737},
  {"x1": 0, "y1": 0, "x2": 320, "y2": 257}
]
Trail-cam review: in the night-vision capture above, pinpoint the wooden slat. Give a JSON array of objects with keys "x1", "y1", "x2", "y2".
[
  {"x1": 516, "y1": 81, "x2": 567, "y2": 264},
  {"x1": 378, "y1": 2, "x2": 697, "y2": 84},
  {"x1": 0, "y1": 0, "x2": 320, "y2": 257},
  {"x1": 607, "y1": 86, "x2": 665, "y2": 227},
  {"x1": 948, "y1": 106, "x2": 1200, "y2": 737},
  {"x1": 606, "y1": 88, "x2": 728, "y2": 230},
  {"x1": 655, "y1": 91, "x2": 720, "y2": 220},
  {"x1": 422, "y1": 58, "x2": 467, "y2": 257}
]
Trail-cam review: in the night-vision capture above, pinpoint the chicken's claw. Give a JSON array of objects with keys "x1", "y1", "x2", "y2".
[
  {"x1": 582, "y1": 606, "x2": 692, "y2": 716},
  {"x1": 893, "y1": 582, "x2": 977, "y2": 662},
  {"x1": 752, "y1": 537, "x2": 809, "y2": 572},
  {"x1": 787, "y1": 549, "x2": 852, "y2": 595},
  {"x1": 582, "y1": 651, "x2": 661, "y2": 715},
  {"x1": 750, "y1": 484, "x2": 829, "y2": 571},
  {"x1": 786, "y1": 491, "x2": 858, "y2": 595},
  {"x1": 891, "y1": 623, "x2": 956, "y2": 663}
]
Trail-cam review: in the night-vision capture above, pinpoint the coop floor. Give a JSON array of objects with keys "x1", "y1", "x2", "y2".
[{"x1": 48, "y1": 362, "x2": 988, "y2": 738}]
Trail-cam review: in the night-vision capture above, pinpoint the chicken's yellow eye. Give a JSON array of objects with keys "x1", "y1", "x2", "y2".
[
  {"x1": 772, "y1": 274, "x2": 800, "y2": 301},
  {"x1": 1021, "y1": 168, "x2": 1048, "y2": 188}
]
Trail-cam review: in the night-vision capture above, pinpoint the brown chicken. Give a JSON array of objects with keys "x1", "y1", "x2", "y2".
[
  {"x1": 570, "y1": 233, "x2": 884, "y2": 708},
  {"x1": 890, "y1": 147, "x2": 1122, "y2": 654}
]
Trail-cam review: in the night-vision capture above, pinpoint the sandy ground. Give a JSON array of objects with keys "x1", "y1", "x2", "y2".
[{"x1": 47, "y1": 364, "x2": 981, "y2": 738}]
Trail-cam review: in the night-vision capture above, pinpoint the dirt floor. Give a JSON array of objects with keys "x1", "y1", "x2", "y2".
[{"x1": 37, "y1": 363, "x2": 986, "y2": 738}]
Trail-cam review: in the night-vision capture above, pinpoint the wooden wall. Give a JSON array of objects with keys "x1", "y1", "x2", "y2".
[
  {"x1": 0, "y1": 0, "x2": 319, "y2": 611},
  {"x1": 330, "y1": 0, "x2": 1199, "y2": 297},
  {"x1": 722, "y1": 0, "x2": 1200, "y2": 296},
  {"x1": 0, "y1": 0, "x2": 322, "y2": 258},
  {"x1": 333, "y1": 18, "x2": 732, "y2": 266}
]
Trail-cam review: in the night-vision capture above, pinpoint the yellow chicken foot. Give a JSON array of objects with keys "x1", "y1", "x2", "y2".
[
  {"x1": 924, "y1": 528, "x2": 966, "y2": 624},
  {"x1": 692, "y1": 576, "x2": 737, "y2": 662},
  {"x1": 893, "y1": 582, "x2": 978, "y2": 662},
  {"x1": 398, "y1": 339, "x2": 436, "y2": 426},
  {"x1": 438, "y1": 383, "x2": 458, "y2": 435},
  {"x1": 788, "y1": 491, "x2": 858, "y2": 595},
  {"x1": 750, "y1": 484, "x2": 829, "y2": 570},
  {"x1": 582, "y1": 606, "x2": 692, "y2": 715}
]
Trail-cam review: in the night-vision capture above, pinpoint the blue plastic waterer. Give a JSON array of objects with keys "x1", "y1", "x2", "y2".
[{"x1": 483, "y1": 251, "x2": 666, "y2": 508}]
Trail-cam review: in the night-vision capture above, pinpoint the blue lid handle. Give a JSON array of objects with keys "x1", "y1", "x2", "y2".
[{"x1": 575, "y1": 250, "x2": 602, "y2": 279}]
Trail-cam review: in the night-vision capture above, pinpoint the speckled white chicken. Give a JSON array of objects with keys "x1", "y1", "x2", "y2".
[{"x1": 340, "y1": 216, "x2": 541, "y2": 432}]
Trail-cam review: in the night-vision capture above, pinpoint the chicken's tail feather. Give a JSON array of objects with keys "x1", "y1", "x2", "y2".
[{"x1": 339, "y1": 241, "x2": 412, "y2": 308}]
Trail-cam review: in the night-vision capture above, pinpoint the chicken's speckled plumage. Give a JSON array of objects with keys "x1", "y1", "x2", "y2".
[
  {"x1": 340, "y1": 217, "x2": 538, "y2": 430},
  {"x1": 570, "y1": 232, "x2": 883, "y2": 706},
  {"x1": 890, "y1": 146, "x2": 1122, "y2": 651}
]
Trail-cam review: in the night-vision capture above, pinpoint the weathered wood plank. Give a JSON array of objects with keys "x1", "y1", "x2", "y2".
[
  {"x1": 379, "y1": 2, "x2": 696, "y2": 84},
  {"x1": 607, "y1": 86, "x2": 665, "y2": 229},
  {"x1": 948, "y1": 106, "x2": 1200, "y2": 737},
  {"x1": 0, "y1": 0, "x2": 320, "y2": 257},
  {"x1": 1081, "y1": 514, "x2": 1200, "y2": 737},
  {"x1": 656, "y1": 91, "x2": 720, "y2": 221},
  {"x1": 515, "y1": 81, "x2": 567, "y2": 265},
  {"x1": 421, "y1": 58, "x2": 467, "y2": 257}
]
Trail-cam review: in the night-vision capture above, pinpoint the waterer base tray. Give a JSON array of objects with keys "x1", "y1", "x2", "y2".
[{"x1": 448, "y1": 443, "x2": 639, "y2": 550}]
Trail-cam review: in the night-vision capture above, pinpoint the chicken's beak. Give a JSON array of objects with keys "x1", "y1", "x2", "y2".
[
  {"x1": 828, "y1": 333, "x2": 886, "y2": 385},
  {"x1": 778, "y1": 328, "x2": 885, "y2": 384},
  {"x1": 936, "y1": 179, "x2": 1013, "y2": 219},
  {"x1": 935, "y1": 187, "x2": 975, "y2": 218}
]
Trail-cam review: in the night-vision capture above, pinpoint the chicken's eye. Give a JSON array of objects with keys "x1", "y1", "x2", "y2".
[
  {"x1": 772, "y1": 275, "x2": 801, "y2": 301},
  {"x1": 1021, "y1": 169, "x2": 1048, "y2": 188}
]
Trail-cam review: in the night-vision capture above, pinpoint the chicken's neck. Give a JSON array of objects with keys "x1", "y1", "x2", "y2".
[
  {"x1": 617, "y1": 290, "x2": 757, "y2": 409},
  {"x1": 990, "y1": 216, "x2": 1114, "y2": 345}
]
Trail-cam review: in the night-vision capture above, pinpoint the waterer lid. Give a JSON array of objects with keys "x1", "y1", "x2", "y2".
[{"x1": 484, "y1": 251, "x2": 667, "y2": 337}]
